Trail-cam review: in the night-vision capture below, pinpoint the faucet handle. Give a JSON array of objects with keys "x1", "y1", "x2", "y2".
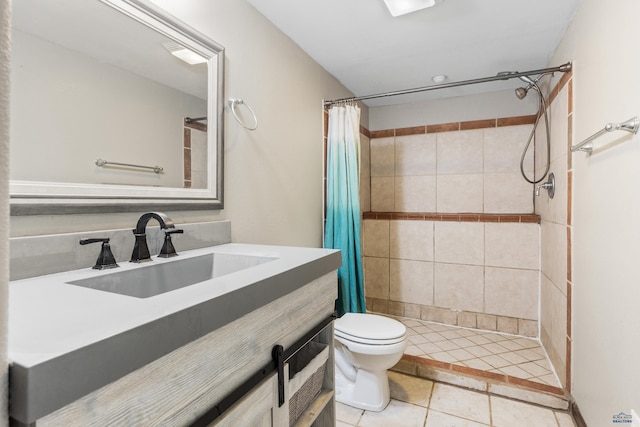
[
  {"x1": 158, "y1": 229, "x2": 184, "y2": 258},
  {"x1": 79, "y1": 238, "x2": 120, "y2": 270}
]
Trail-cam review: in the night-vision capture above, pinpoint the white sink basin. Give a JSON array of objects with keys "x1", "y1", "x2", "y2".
[{"x1": 67, "y1": 253, "x2": 276, "y2": 298}]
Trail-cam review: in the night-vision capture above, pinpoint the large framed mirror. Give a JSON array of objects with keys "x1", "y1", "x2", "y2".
[{"x1": 9, "y1": 0, "x2": 224, "y2": 214}]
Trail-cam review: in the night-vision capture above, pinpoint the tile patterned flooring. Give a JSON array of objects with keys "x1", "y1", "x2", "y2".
[
  {"x1": 336, "y1": 371, "x2": 576, "y2": 427},
  {"x1": 397, "y1": 317, "x2": 562, "y2": 389}
]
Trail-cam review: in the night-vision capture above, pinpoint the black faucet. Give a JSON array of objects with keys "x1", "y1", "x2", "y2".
[
  {"x1": 80, "y1": 238, "x2": 119, "y2": 270},
  {"x1": 130, "y1": 212, "x2": 175, "y2": 263}
]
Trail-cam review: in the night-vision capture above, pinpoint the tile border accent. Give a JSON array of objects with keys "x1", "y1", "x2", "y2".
[
  {"x1": 367, "y1": 298, "x2": 538, "y2": 337},
  {"x1": 369, "y1": 114, "x2": 537, "y2": 138},
  {"x1": 363, "y1": 212, "x2": 541, "y2": 224}
]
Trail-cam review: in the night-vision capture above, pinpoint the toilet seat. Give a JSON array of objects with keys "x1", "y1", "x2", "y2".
[{"x1": 335, "y1": 313, "x2": 406, "y2": 345}]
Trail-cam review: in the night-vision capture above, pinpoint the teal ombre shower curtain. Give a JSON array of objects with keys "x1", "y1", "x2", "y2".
[{"x1": 324, "y1": 103, "x2": 366, "y2": 316}]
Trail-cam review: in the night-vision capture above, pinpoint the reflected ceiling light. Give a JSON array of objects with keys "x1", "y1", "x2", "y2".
[
  {"x1": 383, "y1": 0, "x2": 436, "y2": 17},
  {"x1": 432, "y1": 74, "x2": 447, "y2": 83},
  {"x1": 162, "y1": 41, "x2": 207, "y2": 65}
]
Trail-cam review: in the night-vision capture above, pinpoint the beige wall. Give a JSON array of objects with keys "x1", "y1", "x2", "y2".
[
  {"x1": 551, "y1": 0, "x2": 640, "y2": 423},
  {"x1": 10, "y1": 0, "x2": 356, "y2": 248},
  {"x1": 0, "y1": 0, "x2": 10, "y2": 424}
]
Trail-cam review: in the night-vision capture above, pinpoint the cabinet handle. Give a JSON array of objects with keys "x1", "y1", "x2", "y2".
[{"x1": 273, "y1": 345, "x2": 285, "y2": 407}]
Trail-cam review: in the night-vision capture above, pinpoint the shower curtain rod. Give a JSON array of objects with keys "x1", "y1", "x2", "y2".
[{"x1": 323, "y1": 62, "x2": 572, "y2": 107}]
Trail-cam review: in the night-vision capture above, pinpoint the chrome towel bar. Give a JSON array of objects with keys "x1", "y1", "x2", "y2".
[
  {"x1": 571, "y1": 116, "x2": 639, "y2": 155},
  {"x1": 95, "y1": 159, "x2": 163, "y2": 174}
]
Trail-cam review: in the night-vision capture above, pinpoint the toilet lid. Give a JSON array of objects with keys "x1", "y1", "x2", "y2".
[{"x1": 335, "y1": 313, "x2": 406, "y2": 343}]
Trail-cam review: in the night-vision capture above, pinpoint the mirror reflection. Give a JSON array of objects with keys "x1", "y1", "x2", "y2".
[{"x1": 10, "y1": 0, "x2": 211, "y2": 190}]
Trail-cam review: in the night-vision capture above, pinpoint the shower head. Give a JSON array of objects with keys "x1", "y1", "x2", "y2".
[
  {"x1": 514, "y1": 74, "x2": 543, "y2": 99},
  {"x1": 515, "y1": 87, "x2": 529, "y2": 99}
]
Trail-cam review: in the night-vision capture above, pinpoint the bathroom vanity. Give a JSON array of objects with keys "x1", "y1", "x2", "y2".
[{"x1": 9, "y1": 242, "x2": 340, "y2": 426}]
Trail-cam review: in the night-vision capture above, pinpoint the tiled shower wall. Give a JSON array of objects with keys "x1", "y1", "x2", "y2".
[
  {"x1": 362, "y1": 118, "x2": 543, "y2": 337},
  {"x1": 535, "y1": 72, "x2": 573, "y2": 389}
]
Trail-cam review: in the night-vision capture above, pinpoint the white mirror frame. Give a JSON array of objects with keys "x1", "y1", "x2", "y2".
[{"x1": 10, "y1": 0, "x2": 224, "y2": 215}]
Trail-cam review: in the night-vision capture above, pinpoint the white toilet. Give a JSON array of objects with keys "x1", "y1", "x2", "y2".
[{"x1": 334, "y1": 313, "x2": 407, "y2": 411}]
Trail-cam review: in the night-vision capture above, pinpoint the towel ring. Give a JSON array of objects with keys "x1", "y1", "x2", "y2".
[{"x1": 228, "y1": 98, "x2": 258, "y2": 130}]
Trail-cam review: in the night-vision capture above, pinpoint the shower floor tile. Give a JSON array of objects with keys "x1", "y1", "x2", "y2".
[{"x1": 396, "y1": 316, "x2": 562, "y2": 389}]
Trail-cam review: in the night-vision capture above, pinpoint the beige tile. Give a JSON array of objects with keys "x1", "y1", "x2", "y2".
[
  {"x1": 404, "y1": 303, "x2": 422, "y2": 318},
  {"x1": 434, "y1": 263, "x2": 484, "y2": 312},
  {"x1": 395, "y1": 133, "x2": 437, "y2": 176},
  {"x1": 436, "y1": 174, "x2": 484, "y2": 213},
  {"x1": 370, "y1": 177, "x2": 395, "y2": 212},
  {"x1": 437, "y1": 129, "x2": 484, "y2": 174},
  {"x1": 496, "y1": 317, "x2": 518, "y2": 334},
  {"x1": 430, "y1": 351, "x2": 458, "y2": 363},
  {"x1": 491, "y1": 395, "x2": 559, "y2": 427},
  {"x1": 360, "y1": 135, "x2": 371, "y2": 212},
  {"x1": 426, "y1": 410, "x2": 490, "y2": 427},
  {"x1": 421, "y1": 306, "x2": 458, "y2": 324},
  {"x1": 450, "y1": 337, "x2": 475, "y2": 348},
  {"x1": 417, "y1": 368, "x2": 488, "y2": 393},
  {"x1": 482, "y1": 354, "x2": 511, "y2": 369},
  {"x1": 358, "y1": 399, "x2": 427, "y2": 427},
  {"x1": 360, "y1": 175, "x2": 371, "y2": 212},
  {"x1": 364, "y1": 256, "x2": 389, "y2": 299},
  {"x1": 484, "y1": 124, "x2": 535, "y2": 174},
  {"x1": 448, "y1": 348, "x2": 475, "y2": 361},
  {"x1": 434, "y1": 222, "x2": 484, "y2": 265},
  {"x1": 458, "y1": 311, "x2": 477, "y2": 328},
  {"x1": 370, "y1": 137, "x2": 395, "y2": 177},
  {"x1": 466, "y1": 345, "x2": 492, "y2": 358},
  {"x1": 519, "y1": 361, "x2": 552, "y2": 377},
  {"x1": 540, "y1": 220, "x2": 568, "y2": 293},
  {"x1": 496, "y1": 365, "x2": 533, "y2": 379},
  {"x1": 540, "y1": 274, "x2": 567, "y2": 377},
  {"x1": 499, "y1": 351, "x2": 528, "y2": 365},
  {"x1": 547, "y1": 158, "x2": 568, "y2": 225},
  {"x1": 360, "y1": 134, "x2": 371, "y2": 176},
  {"x1": 476, "y1": 314, "x2": 497, "y2": 331},
  {"x1": 484, "y1": 172, "x2": 534, "y2": 214},
  {"x1": 390, "y1": 220, "x2": 434, "y2": 261},
  {"x1": 388, "y1": 371, "x2": 433, "y2": 408},
  {"x1": 549, "y1": 84, "x2": 569, "y2": 164},
  {"x1": 336, "y1": 401, "x2": 364, "y2": 425},
  {"x1": 488, "y1": 384, "x2": 569, "y2": 410},
  {"x1": 485, "y1": 267, "x2": 539, "y2": 320},
  {"x1": 429, "y1": 383, "x2": 491, "y2": 425},
  {"x1": 533, "y1": 122, "x2": 550, "y2": 179},
  {"x1": 395, "y1": 175, "x2": 436, "y2": 212},
  {"x1": 463, "y1": 358, "x2": 494, "y2": 371},
  {"x1": 363, "y1": 220, "x2": 390, "y2": 257},
  {"x1": 518, "y1": 318, "x2": 539, "y2": 337},
  {"x1": 485, "y1": 223, "x2": 539, "y2": 269},
  {"x1": 390, "y1": 259, "x2": 434, "y2": 305}
]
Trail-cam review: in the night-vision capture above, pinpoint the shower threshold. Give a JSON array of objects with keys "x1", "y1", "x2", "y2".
[{"x1": 388, "y1": 316, "x2": 569, "y2": 410}]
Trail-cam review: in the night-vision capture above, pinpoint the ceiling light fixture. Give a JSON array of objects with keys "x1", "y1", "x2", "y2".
[
  {"x1": 383, "y1": 0, "x2": 436, "y2": 17},
  {"x1": 432, "y1": 74, "x2": 447, "y2": 83},
  {"x1": 162, "y1": 41, "x2": 207, "y2": 65}
]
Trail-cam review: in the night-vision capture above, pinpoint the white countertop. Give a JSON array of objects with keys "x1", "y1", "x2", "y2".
[{"x1": 8, "y1": 243, "x2": 341, "y2": 423}]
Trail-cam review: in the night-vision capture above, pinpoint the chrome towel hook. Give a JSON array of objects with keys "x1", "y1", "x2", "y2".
[{"x1": 228, "y1": 98, "x2": 258, "y2": 130}]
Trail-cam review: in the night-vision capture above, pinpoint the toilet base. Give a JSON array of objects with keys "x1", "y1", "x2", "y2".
[{"x1": 335, "y1": 365, "x2": 390, "y2": 412}]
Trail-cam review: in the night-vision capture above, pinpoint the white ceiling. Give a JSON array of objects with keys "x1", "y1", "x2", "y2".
[{"x1": 246, "y1": 0, "x2": 580, "y2": 106}]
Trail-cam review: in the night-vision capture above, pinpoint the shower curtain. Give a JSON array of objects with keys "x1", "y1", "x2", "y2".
[{"x1": 324, "y1": 103, "x2": 366, "y2": 316}]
